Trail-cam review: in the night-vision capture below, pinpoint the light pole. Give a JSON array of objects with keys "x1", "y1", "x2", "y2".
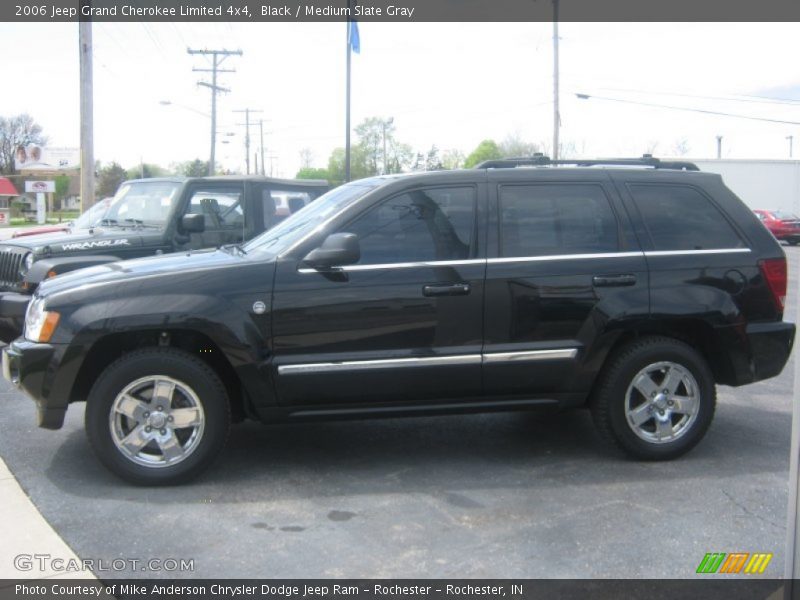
[
  {"x1": 716, "y1": 135, "x2": 723, "y2": 159},
  {"x1": 788, "y1": 135, "x2": 794, "y2": 159},
  {"x1": 382, "y1": 117, "x2": 394, "y2": 175}
]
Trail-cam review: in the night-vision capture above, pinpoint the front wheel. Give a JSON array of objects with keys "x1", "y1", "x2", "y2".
[
  {"x1": 85, "y1": 348, "x2": 230, "y2": 485},
  {"x1": 590, "y1": 336, "x2": 716, "y2": 460}
]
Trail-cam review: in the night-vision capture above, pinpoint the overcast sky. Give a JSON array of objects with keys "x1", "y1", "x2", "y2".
[{"x1": 1, "y1": 22, "x2": 798, "y2": 177}]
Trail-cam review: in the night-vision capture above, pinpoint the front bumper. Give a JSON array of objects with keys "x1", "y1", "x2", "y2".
[
  {"x1": 0, "y1": 292, "x2": 30, "y2": 343},
  {"x1": 3, "y1": 339, "x2": 70, "y2": 429}
]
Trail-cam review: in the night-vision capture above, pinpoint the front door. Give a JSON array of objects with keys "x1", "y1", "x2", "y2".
[
  {"x1": 271, "y1": 184, "x2": 486, "y2": 407},
  {"x1": 180, "y1": 183, "x2": 248, "y2": 249}
]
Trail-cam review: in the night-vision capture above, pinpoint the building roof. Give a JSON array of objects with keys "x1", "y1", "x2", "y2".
[{"x1": 0, "y1": 177, "x2": 18, "y2": 196}]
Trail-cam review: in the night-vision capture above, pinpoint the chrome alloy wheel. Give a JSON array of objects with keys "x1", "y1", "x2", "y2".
[
  {"x1": 109, "y1": 376, "x2": 205, "y2": 468},
  {"x1": 624, "y1": 361, "x2": 700, "y2": 444}
]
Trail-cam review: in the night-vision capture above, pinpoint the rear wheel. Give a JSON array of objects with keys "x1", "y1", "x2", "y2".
[
  {"x1": 85, "y1": 348, "x2": 230, "y2": 485},
  {"x1": 590, "y1": 336, "x2": 716, "y2": 460}
]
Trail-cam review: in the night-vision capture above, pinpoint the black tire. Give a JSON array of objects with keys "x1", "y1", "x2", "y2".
[
  {"x1": 85, "y1": 347, "x2": 230, "y2": 485},
  {"x1": 789, "y1": 241, "x2": 799, "y2": 246},
  {"x1": 590, "y1": 336, "x2": 716, "y2": 460}
]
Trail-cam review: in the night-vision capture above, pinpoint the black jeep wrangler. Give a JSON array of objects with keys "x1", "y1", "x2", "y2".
[
  {"x1": 3, "y1": 157, "x2": 794, "y2": 484},
  {"x1": 0, "y1": 175, "x2": 328, "y2": 342}
]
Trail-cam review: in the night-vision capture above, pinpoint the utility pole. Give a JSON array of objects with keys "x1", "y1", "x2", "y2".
[
  {"x1": 79, "y1": 20, "x2": 95, "y2": 210},
  {"x1": 188, "y1": 47, "x2": 242, "y2": 176},
  {"x1": 259, "y1": 120, "x2": 267, "y2": 176},
  {"x1": 234, "y1": 108, "x2": 263, "y2": 175},
  {"x1": 788, "y1": 135, "x2": 794, "y2": 159},
  {"x1": 552, "y1": 0, "x2": 560, "y2": 162},
  {"x1": 382, "y1": 117, "x2": 394, "y2": 175},
  {"x1": 716, "y1": 135, "x2": 723, "y2": 159}
]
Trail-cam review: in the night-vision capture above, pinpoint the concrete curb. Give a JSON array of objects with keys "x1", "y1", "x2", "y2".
[{"x1": 0, "y1": 457, "x2": 95, "y2": 580}]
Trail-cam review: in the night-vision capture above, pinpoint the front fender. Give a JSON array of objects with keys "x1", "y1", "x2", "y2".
[
  {"x1": 25, "y1": 255, "x2": 120, "y2": 285},
  {"x1": 57, "y1": 293, "x2": 276, "y2": 412}
]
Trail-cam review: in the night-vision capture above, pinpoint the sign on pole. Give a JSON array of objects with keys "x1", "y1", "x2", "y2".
[{"x1": 24, "y1": 181, "x2": 56, "y2": 193}]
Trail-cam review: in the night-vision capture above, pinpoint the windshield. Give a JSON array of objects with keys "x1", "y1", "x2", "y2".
[
  {"x1": 773, "y1": 210, "x2": 800, "y2": 220},
  {"x1": 102, "y1": 180, "x2": 183, "y2": 227},
  {"x1": 243, "y1": 180, "x2": 382, "y2": 257},
  {"x1": 72, "y1": 198, "x2": 112, "y2": 229}
]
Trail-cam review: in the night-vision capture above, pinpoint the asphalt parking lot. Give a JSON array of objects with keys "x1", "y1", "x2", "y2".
[{"x1": 0, "y1": 248, "x2": 797, "y2": 579}]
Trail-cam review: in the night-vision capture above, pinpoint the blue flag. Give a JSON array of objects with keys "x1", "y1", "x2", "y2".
[{"x1": 349, "y1": 20, "x2": 360, "y2": 54}]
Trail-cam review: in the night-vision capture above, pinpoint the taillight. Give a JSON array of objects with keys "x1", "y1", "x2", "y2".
[{"x1": 759, "y1": 257, "x2": 787, "y2": 315}]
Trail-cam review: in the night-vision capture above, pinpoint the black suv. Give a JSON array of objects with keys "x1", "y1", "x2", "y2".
[
  {"x1": 3, "y1": 157, "x2": 794, "y2": 485},
  {"x1": 0, "y1": 175, "x2": 328, "y2": 342}
]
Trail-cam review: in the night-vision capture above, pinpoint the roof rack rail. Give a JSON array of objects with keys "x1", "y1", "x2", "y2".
[{"x1": 474, "y1": 154, "x2": 700, "y2": 171}]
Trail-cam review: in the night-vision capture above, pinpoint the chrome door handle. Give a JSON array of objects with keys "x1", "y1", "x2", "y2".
[
  {"x1": 592, "y1": 274, "x2": 637, "y2": 287},
  {"x1": 422, "y1": 283, "x2": 471, "y2": 297}
]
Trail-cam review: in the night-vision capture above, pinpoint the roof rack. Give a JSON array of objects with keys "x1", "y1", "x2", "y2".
[{"x1": 474, "y1": 154, "x2": 700, "y2": 171}]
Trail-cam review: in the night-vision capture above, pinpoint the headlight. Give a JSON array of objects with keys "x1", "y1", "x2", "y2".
[
  {"x1": 20, "y1": 252, "x2": 34, "y2": 277},
  {"x1": 24, "y1": 297, "x2": 60, "y2": 343}
]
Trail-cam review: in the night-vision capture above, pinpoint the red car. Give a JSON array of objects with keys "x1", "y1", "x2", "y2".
[
  {"x1": 754, "y1": 209, "x2": 800, "y2": 245},
  {"x1": 11, "y1": 199, "x2": 111, "y2": 239}
]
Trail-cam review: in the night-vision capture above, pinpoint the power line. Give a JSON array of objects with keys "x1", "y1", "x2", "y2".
[
  {"x1": 188, "y1": 47, "x2": 243, "y2": 175},
  {"x1": 573, "y1": 85, "x2": 800, "y2": 107},
  {"x1": 575, "y1": 93, "x2": 800, "y2": 126}
]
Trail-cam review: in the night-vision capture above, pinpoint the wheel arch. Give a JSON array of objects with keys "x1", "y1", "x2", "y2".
[
  {"x1": 595, "y1": 319, "x2": 736, "y2": 388},
  {"x1": 69, "y1": 328, "x2": 252, "y2": 422}
]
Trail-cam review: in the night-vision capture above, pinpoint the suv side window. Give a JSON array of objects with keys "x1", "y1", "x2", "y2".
[
  {"x1": 499, "y1": 184, "x2": 618, "y2": 257},
  {"x1": 264, "y1": 189, "x2": 313, "y2": 227},
  {"x1": 186, "y1": 188, "x2": 245, "y2": 231},
  {"x1": 629, "y1": 184, "x2": 745, "y2": 250},
  {"x1": 342, "y1": 187, "x2": 476, "y2": 265}
]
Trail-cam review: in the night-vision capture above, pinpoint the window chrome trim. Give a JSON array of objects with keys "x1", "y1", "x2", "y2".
[
  {"x1": 277, "y1": 348, "x2": 579, "y2": 375},
  {"x1": 295, "y1": 247, "x2": 752, "y2": 274},
  {"x1": 643, "y1": 248, "x2": 751, "y2": 257},
  {"x1": 481, "y1": 348, "x2": 578, "y2": 363},
  {"x1": 486, "y1": 251, "x2": 643, "y2": 265}
]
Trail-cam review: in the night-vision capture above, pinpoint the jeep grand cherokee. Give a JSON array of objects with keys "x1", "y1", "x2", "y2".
[{"x1": 3, "y1": 156, "x2": 794, "y2": 484}]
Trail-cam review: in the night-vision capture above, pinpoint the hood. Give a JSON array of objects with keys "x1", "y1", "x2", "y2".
[
  {"x1": 0, "y1": 227, "x2": 147, "y2": 253},
  {"x1": 39, "y1": 248, "x2": 241, "y2": 297}
]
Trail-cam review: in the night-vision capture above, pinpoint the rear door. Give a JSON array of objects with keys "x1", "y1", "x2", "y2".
[{"x1": 482, "y1": 170, "x2": 648, "y2": 397}]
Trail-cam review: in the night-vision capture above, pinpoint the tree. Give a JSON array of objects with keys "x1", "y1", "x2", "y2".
[
  {"x1": 174, "y1": 159, "x2": 210, "y2": 177},
  {"x1": 0, "y1": 114, "x2": 47, "y2": 174},
  {"x1": 54, "y1": 174, "x2": 71, "y2": 211},
  {"x1": 96, "y1": 162, "x2": 127, "y2": 198},
  {"x1": 296, "y1": 167, "x2": 329, "y2": 181},
  {"x1": 327, "y1": 146, "x2": 370, "y2": 185},
  {"x1": 464, "y1": 139, "x2": 502, "y2": 168},
  {"x1": 671, "y1": 138, "x2": 691, "y2": 156},
  {"x1": 499, "y1": 134, "x2": 540, "y2": 158},
  {"x1": 127, "y1": 163, "x2": 167, "y2": 179},
  {"x1": 441, "y1": 149, "x2": 465, "y2": 170},
  {"x1": 299, "y1": 148, "x2": 314, "y2": 170}
]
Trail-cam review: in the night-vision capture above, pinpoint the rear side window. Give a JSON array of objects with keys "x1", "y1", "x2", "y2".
[
  {"x1": 629, "y1": 184, "x2": 745, "y2": 251},
  {"x1": 499, "y1": 184, "x2": 619, "y2": 257}
]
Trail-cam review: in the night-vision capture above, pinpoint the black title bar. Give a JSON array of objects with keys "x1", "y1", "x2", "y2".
[{"x1": 4, "y1": 0, "x2": 800, "y2": 22}]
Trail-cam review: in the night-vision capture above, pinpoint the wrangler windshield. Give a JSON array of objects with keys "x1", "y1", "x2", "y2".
[
  {"x1": 244, "y1": 180, "x2": 382, "y2": 257},
  {"x1": 103, "y1": 181, "x2": 183, "y2": 228}
]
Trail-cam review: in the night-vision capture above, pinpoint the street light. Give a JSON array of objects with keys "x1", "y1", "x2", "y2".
[{"x1": 158, "y1": 100, "x2": 210, "y2": 119}]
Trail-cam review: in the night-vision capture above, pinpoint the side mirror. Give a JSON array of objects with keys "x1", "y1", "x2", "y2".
[
  {"x1": 181, "y1": 213, "x2": 205, "y2": 234},
  {"x1": 303, "y1": 233, "x2": 360, "y2": 269}
]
